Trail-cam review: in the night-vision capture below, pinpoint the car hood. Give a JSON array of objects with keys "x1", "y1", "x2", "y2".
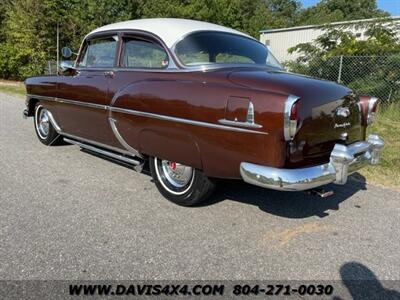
[{"x1": 227, "y1": 68, "x2": 351, "y2": 103}]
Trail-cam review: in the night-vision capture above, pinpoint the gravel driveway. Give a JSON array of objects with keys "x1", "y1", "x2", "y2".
[{"x1": 0, "y1": 92, "x2": 399, "y2": 297}]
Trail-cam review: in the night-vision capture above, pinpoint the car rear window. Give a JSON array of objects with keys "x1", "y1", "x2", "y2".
[{"x1": 174, "y1": 31, "x2": 282, "y2": 69}]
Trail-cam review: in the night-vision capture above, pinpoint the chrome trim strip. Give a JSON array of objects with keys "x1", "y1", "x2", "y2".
[
  {"x1": 283, "y1": 95, "x2": 300, "y2": 141},
  {"x1": 56, "y1": 97, "x2": 108, "y2": 110},
  {"x1": 218, "y1": 101, "x2": 263, "y2": 129},
  {"x1": 240, "y1": 134, "x2": 384, "y2": 191},
  {"x1": 111, "y1": 107, "x2": 268, "y2": 135},
  {"x1": 63, "y1": 138, "x2": 141, "y2": 166},
  {"x1": 27, "y1": 94, "x2": 268, "y2": 134},
  {"x1": 62, "y1": 132, "x2": 133, "y2": 156},
  {"x1": 26, "y1": 95, "x2": 141, "y2": 156},
  {"x1": 218, "y1": 119, "x2": 262, "y2": 129},
  {"x1": 27, "y1": 94, "x2": 54, "y2": 102},
  {"x1": 109, "y1": 118, "x2": 142, "y2": 157},
  {"x1": 27, "y1": 94, "x2": 108, "y2": 110},
  {"x1": 46, "y1": 110, "x2": 61, "y2": 132}
]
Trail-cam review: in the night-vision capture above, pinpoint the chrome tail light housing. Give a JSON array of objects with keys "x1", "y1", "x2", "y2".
[
  {"x1": 284, "y1": 95, "x2": 300, "y2": 141},
  {"x1": 367, "y1": 97, "x2": 378, "y2": 125},
  {"x1": 359, "y1": 96, "x2": 379, "y2": 126}
]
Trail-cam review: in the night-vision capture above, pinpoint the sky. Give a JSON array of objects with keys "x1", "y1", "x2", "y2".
[{"x1": 300, "y1": 0, "x2": 400, "y2": 16}]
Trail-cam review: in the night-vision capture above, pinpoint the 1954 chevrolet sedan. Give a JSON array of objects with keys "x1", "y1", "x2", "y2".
[{"x1": 24, "y1": 18, "x2": 384, "y2": 206}]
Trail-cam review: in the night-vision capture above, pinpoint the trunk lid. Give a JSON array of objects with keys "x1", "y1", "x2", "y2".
[
  {"x1": 290, "y1": 93, "x2": 364, "y2": 167},
  {"x1": 228, "y1": 68, "x2": 365, "y2": 167}
]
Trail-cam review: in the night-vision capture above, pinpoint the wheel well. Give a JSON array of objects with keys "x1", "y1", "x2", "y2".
[{"x1": 27, "y1": 98, "x2": 39, "y2": 116}]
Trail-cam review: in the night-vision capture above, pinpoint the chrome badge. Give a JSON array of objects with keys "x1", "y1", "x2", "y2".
[
  {"x1": 336, "y1": 107, "x2": 351, "y2": 118},
  {"x1": 334, "y1": 122, "x2": 351, "y2": 129}
]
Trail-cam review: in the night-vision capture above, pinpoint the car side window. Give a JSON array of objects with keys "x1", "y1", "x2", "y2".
[
  {"x1": 121, "y1": 38, "x2": 169, "y2": 69},
  {"x1": 79, "y1": 36, "x2": 117, "y2": 68}
]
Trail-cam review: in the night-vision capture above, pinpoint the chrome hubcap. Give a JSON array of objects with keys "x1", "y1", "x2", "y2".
[
  {"x1": 36, "y1": 106, "x2": 50, "y2": 139},
  {"x1": 161, "y1": 160, "x2": 193, "y2": 188}
]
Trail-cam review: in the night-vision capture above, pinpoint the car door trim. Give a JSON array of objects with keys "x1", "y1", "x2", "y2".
[
  {"x1": 27, "y1": 94, "x2": 108, "y2": 110},
  {"x1": 27, "y1": 94, "x2": 267, "y2": 135},
  {"x1": 110, "y1": 107, "x2": 267, "y2": 135}
]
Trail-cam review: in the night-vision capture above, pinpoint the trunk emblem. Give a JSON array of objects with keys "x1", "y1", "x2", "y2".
[
  {"x1": 334, "y1": 122, "x2": 351, "y2": 129},
  {"x1": 336, "y1": 107, "x2": 351, "y2": 118}
]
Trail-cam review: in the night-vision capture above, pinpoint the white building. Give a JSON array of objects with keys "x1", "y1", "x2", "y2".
[{"x1": 260, "y1": 16, "x2": 400, "y2": 63}]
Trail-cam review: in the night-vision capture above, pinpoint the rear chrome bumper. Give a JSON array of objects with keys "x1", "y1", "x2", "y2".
[{"x1": 240, "y1": 134, "x2": 384, "y2": 191}]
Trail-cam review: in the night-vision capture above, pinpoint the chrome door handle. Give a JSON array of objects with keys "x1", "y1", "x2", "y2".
[{"x1": 104, "y1": 71, "x2": 114, "y2": 78}]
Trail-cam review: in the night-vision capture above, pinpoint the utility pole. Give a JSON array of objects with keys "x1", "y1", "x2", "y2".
[
  {"x1": 56, "y1": 22, "x2": 59, "y2": 75},
  {"x1": 337, "y1": 55, "x2": 343, "y2": 83}
]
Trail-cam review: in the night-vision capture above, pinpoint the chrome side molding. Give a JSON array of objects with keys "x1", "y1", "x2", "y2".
[
  {"x1": 218, "y1": 101, "x2": 263, "y2": 129},
  {"x1": 26, "y1": 94, "x2": 268, "y2": 135},
  {"x1": 26, "y1": 94, "x2": 108, "y2": 110},
  {"x1": 46, "y1": 110, "x2": 62, "y2": 133},
  {"x1": 109, "y1": 117, "x2": 142, "y2": 157},
  {"x1": 110, "y1": 106, "x2": 268, "y2": 135},
  {"x1": 217, "y1": 119, "x2": 262, "y2": 129}
]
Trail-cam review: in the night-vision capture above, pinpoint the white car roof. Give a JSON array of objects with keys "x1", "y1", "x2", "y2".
[{"x1": 86, "y1": 18, "x2": 255, "y2": 48}]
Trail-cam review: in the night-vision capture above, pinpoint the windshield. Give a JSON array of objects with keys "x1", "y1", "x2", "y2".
[{"x1": 174, "y1": 31, "x2": 282, "y2": 69}]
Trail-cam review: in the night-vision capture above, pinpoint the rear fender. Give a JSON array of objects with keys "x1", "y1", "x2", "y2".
[{"x1": 138, "y1": 129, "x2": 203, "y2": 169}]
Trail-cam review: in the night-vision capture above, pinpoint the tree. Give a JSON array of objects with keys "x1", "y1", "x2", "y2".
[
  {"x1": 286, "y1": 20, "x2": 400, "y2": 102},
  {"x1": 297, "y1": 0, "x2": 389, "y2": 25},
  {"x1": 0, "y1": 0, "x2": 394, "y2": 80},
  {"x1": 139, "y1": 0, "x2": 272, "y2": 37},
  {"x1": 289, "y1": 20, "x2": 400, "y2": 58},
  {"x1": 265, "y1": 0, "x2": 301, "y2": 28},
  {"x1": 0, "y1": 0, "x2": 141, "y2": 79}
]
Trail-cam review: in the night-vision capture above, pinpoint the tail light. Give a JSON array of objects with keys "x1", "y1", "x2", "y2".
[
  {"x1": 359, "y1": 96, "x2": 379, "y2": 126},
  {"x1": 367, "y1": 97, "x2": 378, "y2": 125},
  {"x1": 284, "y1": 95, "x2": 300, "y2": 141}
]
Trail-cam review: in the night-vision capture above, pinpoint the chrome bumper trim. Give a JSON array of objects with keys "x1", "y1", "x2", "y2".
[{"x1": 240, "y1": 134, "x2": 384, "y2": 191}]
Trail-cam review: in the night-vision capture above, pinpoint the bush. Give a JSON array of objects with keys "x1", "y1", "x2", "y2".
[{"x1": 0, "y1": 43, "x2": 46, "y2": 80}]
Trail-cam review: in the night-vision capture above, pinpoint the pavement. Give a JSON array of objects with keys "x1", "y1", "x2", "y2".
[{"x1": 0, "y1": 93, "x2": 399, "y2": 286}]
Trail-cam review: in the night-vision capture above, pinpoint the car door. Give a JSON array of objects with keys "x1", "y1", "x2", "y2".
[
  {"x1": 55, "y1": 35, "x2": 119, "y2": 145},
  {"x1": 107, "y1": 35, "x2": 171, "y2": 152}
]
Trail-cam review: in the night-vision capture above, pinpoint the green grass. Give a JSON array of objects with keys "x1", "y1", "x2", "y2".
[
  {"x1": 0, "y1": 80, "x2": 25, "y2": 96},
  {"x1": 358, "y1": 102, "x2": 400, "y2": 190},
  {"x1": 0, "y1": 79, "x2": 398, "y2": 189}
]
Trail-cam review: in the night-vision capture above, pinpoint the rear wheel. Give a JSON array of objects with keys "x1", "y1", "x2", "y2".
[
  {"x1": 34, "y1": 104, "x2": 62, "y2": 145},
  {"x1": 149, "y1": 157, "x2": 215, "y2": 206}
]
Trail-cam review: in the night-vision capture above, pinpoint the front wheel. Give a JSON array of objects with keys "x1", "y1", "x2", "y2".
[
  {"x1": 149, "y1": 157, "x2": 215, "y2": 206},
  {"x1": 34, "y1": 103, "x2": 63, "y2": 145}
]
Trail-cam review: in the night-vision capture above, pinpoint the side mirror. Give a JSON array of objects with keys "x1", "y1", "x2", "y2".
[
  {"x1": 60, "y1": 61, "x2": 74, "y2": 73},
  {"x1": 61, "y1": 47, "x2": 73, "y2": 58}
]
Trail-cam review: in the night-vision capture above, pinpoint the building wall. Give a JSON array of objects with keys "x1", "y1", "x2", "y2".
[
  {"x1": 260, "y1": 18, "x2": 400, "y2": 63},
  {"x1": 260, "y1": 28, "x2": 324, "y2": 62},
  {"x1": 260, "y1": 26, "x2": 366, "y2": 63}
]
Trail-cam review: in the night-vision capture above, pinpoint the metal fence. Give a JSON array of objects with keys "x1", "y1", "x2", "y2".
[
  {"x1": 286, "y1": 55, "x2": 400, "y2": 104},
  {"x1": 43, "y1": 61, "x2": 58, "y2": 75},
  {"x1": 45, "y1": 55, "x2": 400, "y2": 104}
]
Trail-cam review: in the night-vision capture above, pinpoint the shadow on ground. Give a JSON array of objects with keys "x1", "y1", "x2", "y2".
[
  {"x1": 334, "y1": 262, "x2": 400, "y2": 299},
  {"x1": 203, "y1": 175, "x2": 367, "y2": 219},
  {"x1": 79, "y1": 149, "x2": 368, "y2": 219}
]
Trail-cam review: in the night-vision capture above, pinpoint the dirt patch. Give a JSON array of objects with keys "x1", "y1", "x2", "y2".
[{"x1": 265, "y1": 222, "x2": 328, "y2": 247}]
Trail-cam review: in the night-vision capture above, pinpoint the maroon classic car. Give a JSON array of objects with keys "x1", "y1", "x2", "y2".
[{"x1": 24, "y1": 18, "x2": 384, "y2": 206}]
